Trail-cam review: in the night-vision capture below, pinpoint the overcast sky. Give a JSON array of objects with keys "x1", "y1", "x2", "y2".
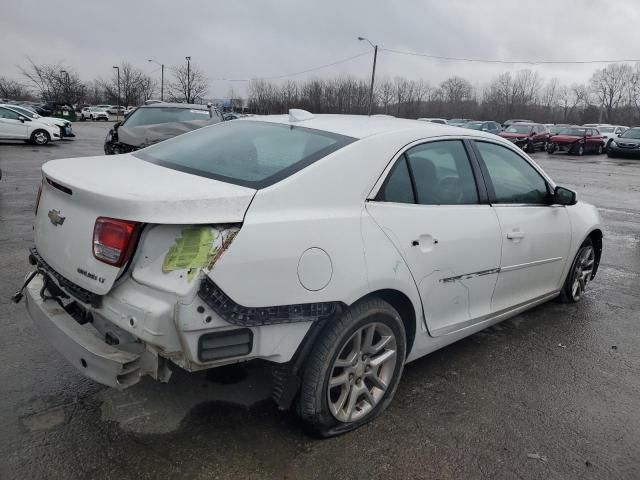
[{"x1": 2, "y1": 0, "x2": 640, "y2": 98}]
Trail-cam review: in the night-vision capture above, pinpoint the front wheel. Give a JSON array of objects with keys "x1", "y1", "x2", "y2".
[
  {"x1": 576, "y1": 144, "x2": 585, "y2": 156},
  {"x1": 597, "y1": 144, "x2": 603, "y2": 155},
  {"x1": 297, "y1": 298, "x2": 406, "y2": 437},
  {"x1": 30, "y1": 130, "x2": 50, "y2": 145},
  {"x1": 558, "y1": 239, "x2": 595, "y2": 303}
]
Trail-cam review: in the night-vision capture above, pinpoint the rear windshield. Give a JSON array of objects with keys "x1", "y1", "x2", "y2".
[
  {"x1": 558, "y1": 127, "x2": 586, "y2": 136},
  {"x1": 505, "y1": 125, "x2": 531, "y2": 134},
  {"x1": 124, "y1": 107, "x2": 212, "y2": 127},
  {"x1": 134, "y1": 120, "x2": 356, "y2": 188}
]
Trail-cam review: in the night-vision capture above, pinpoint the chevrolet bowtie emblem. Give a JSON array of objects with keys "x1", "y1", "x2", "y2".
[{"x1": 48, "y1": 209, "x2": 65, "y2": 226}]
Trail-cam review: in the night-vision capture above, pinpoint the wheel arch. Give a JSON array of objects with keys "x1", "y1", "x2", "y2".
[{"x1": 355, "y1": 288, "x2": 417, "y2": 358}]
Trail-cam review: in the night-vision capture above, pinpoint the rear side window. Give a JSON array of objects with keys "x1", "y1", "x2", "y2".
[
  {"x1": 405, "y1": 140, "x2": 479, "y2": 205},
  {"x1": 377, "y1": 158, "x2": 415, "y2": 204},
  {"x1": 475, "y1": 142, "x2": 549, "y2": 204},
  {"x1": 135, "y1": 121, "x2": 355, "y2": 188}
]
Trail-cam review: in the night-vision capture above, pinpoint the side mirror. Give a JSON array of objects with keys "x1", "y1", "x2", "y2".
[
  {"x1": 113, "y1": 121, "x2": 121, "y2": 128},
  {"x1": 552, "y1": 186, "x2": 577, "y2": 206},
  {"x1": 18, "y1": 116, "x2": 26, "y2": 123},
  {"x1": 617, "y1": 133, "x2": 622, "y2": 137}
]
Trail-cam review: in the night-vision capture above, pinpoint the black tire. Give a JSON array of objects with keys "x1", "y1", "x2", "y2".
[
  {"x1": 558, "y1": 238, "x2": 595, "y2": 303},
  {"x1": 606, "y1": 139, "x2": 613, "y2": 152},
  {"x1": 297, "y1": 298, "x2": 406, "y2": 437},
  {"x1": 30, "y1": 130, "x2": 50, "y2": 145},
  {"x1": 596, "y1": 144, "x2": 603, "y2": 155},
  {"x1": 576, "y1": 144, "x2": 584, "y2": 156}
]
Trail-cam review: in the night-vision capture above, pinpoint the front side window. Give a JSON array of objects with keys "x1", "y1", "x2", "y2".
[
  {"x1": 0, "y1": 107, "x2": 20, "y2": 120},
  {"x1": 405, "y1": 140, "x2": 479, "y2": 205},
  {"x1": 475, "y1": 142, "x2": 549, "y2": 204},
  {"x1": 135, "y1": 121, "x2": 355, "y2": 188}
]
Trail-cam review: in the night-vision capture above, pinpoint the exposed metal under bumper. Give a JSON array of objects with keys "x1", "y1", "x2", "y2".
[{"x1": 25, "y1": 274, "x2": 164, "y2": 389}]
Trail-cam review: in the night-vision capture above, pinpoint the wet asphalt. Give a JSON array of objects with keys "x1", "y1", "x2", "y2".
[{"x1": 0, "y1": 123, "x2": 639, "y2": 479}]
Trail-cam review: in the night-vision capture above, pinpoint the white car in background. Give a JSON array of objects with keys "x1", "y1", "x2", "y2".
[
  {"x1": 80, "y1": 107, "x2": 109, "y2": 121},
  {"x1": 106, "y1": 106, "x2": 125, "y2": 115},
  {"x1": 18, "y1": 111, "x2": 602, "y2": 436},
  {"x1": 2, "y1": 104, "x2": 75, "y2": 138},
  {"x1": 0, "y1": 105, "x2": 60, "y2": 144},
  {"x1": 593, "y1": 125, "x2": 628, "y2": 150}
]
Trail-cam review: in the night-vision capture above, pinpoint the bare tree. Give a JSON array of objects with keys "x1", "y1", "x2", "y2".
[
  {"x1": 0, "y1": 77, "x2": 30, "y2": 99},
  {"x1": 99, "y1": 62, "x2": 156, "y2": 107},
  {"x1": 590, "y1": 63, "x2": 632, "y2": 122},
  {"x1": 19, "y1": 58, "x2": 84, "y2": 104},
  {"x1": 167, "y1": 62, "x2": 208, "y2": 104}
]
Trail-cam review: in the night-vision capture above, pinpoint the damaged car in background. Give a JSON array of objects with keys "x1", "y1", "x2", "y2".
[
  {"x1": 104, "y1": 102, "x2": 223, "y2": 154},
  {"x1": 15, "y1": 111, "x2": 602, "y2": 437},
  {"x1": 547, "y1": 126, "x2": 606, "y2": 155}
]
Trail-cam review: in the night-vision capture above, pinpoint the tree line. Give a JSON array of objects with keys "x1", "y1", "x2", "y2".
[
  {"x1": 0, "y1": 58, "x2": 209, "y2": 106},
  {"x1": 248, "y1": 63, "x2": 640, "y2": 125}
]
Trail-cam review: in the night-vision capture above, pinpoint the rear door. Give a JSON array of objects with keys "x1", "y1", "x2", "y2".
[
  {"x1": 472, "y1": 140, "x2": 571, "y2": 311},
  {"x1": 0, "y1": 107, "x2": 28, "y2": 139},
  {"x1": 366, "y1": 139, "x2": 502, "y2": 336}
]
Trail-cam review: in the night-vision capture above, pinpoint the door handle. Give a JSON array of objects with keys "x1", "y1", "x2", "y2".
[{"x1": 507, "y1": 231, "x2": 525, "y2": 240}]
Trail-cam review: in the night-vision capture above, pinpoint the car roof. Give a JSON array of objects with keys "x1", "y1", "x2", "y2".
[
  {"x1": 244, "y1": 113, "x2": 495, "y2": 140},
  {"x1": 140, "y1": 102, "x2": 209, "y2": 110}
]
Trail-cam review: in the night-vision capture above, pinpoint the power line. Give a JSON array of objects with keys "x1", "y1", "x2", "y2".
[
  {"x1": 209, "y1": 51, "x2": 371, "y2": 82},
  {"x1": 380, "y1": 47, "x2": 640, "y2": 65}
]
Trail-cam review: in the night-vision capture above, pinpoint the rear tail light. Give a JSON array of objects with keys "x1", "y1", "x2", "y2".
[
  {"x1": 93, "y1": 217, "x2": 141, "y2": 267},
  {"x1": 35, "y1": 181, "x2": 43, "y2": 215}
]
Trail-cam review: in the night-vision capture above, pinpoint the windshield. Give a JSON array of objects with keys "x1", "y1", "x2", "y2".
[
  {"x1": 124, "y1": 107, "x2": 211, "y2": 127},
  {"x1": 464, "y1": 122, "x2": 483, "y2": 130},
  {"x1": 505, "y1": 125, "x2": 531, "y2": 134},
  {"x1": 557, "y1": 127, "x2": 586, "y2": 136},
  {"x1": 449, "y1": 118, "x2": 467, "y2": 123},
  {"x1": 135, "y1": 121, "x2": 356, "y2": 188},
  {"x1": 598, "y1": 127, "x2": 614, "y2": 133},
  {"x1": 621, "y1": 128, "x2": 640, "y2": 139}
]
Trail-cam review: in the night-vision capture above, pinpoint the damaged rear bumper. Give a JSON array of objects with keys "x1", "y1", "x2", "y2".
[{"x1": 25, "y1": 274, "x2": 166, "y2": 389}]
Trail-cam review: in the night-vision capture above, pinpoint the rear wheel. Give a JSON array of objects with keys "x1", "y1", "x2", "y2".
[
  {"x1": 576, "y1": 144, "x2": 584, "y2": 156},
  {"x1": 597, "y1": 144, "x2": 603, "y2": 155},
  {"x1": 30, "y1": 130, "x2": 50, "y2": 145},
  {"x1": 297, "y1": 298, "x2": 406, "y2": 437},
  {"x1": 558, "y1": 239, "x2": 595, "y2": 303}
]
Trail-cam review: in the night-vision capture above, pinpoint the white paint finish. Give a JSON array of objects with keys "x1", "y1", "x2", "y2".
[
  {"x1": 26, "y1": 114, "x2": 603, "y2": 389},
  {"x1": 491, "y1": 205, "x2": 571, "y2": 311},
  {"x1": 366, "y1": 202, "x2": 502, "y2": 336},
  {"x1": 41, "y1": 154, "x2": 256, "y2": 224},
  {"x1": 0, "y1": 107, "x2": 60, "y2": 141},
  {"x1": 297, "y1": 247, "x2": 333, "y2": 291}
]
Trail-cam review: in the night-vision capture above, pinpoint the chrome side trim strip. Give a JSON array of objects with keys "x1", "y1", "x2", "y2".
[
  {"x1": 429, "y1": 290, "x2": 560, "y2": 337},
  {"x1": 500, "y1": 256, "x2": 563, "y2": 273},
  {"x1": 440, "y1": 268, "x2": 500, "y2": 283}
]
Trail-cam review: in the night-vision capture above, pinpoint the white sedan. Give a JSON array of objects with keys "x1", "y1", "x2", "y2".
[
  {"x1": 18, "y1": 111, "x2": 602, "y2": 436},
  {"x1": 0, "y1": 105, "x2": 60, "y2": 144},
  {"x1": 80, "y1": 107, "x2": 109, "y2": 121}
]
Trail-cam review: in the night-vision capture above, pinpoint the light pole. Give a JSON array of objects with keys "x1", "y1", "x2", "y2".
[
  {"x1": 112, "y1": 65, "x2": 120, "y2": 121},
  {"x1": 148, "y1": 59, "x2": 164, "y2": 101},
  {"x1": 60, "y1": 69, "x2": 70, "y2": 105},
  {"x1": 185, "y1": 56, "x2": 191, "y2": 103},
  {"x1": 358, "y1": 36, "x2": 378, "y2": 116}
]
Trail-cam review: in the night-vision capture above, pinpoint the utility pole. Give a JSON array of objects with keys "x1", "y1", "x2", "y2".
[
  {"x1": 185, "y1": 56, "x2": 191, "y2": 103},
  {"x1": 148, "y1": 59, "x2": 164, "y2": 101},
  {"x1": 358, "y1": 36, "x2": 378, "y2": 116},
  {"x1": 112, "y1": 65, "x2": 120, "y2": 121}
]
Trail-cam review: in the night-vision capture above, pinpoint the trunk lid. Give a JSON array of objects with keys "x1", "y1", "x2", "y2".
[{"x1": 35, "y1": 154, "x2": 256, "y2": 295}]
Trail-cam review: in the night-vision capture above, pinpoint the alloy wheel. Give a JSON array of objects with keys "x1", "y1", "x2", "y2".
[
  {"x1": 327, "y1": 322, "x2": 397, "y2": 423},
  {"x1": 571, "y1": 245, "x2": 595, "y2": 301},
  {"x1": 33, "y1": 132, "x2": 48, "y2": 145}
]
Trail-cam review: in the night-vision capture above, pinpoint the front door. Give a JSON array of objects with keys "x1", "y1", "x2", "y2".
[
  {"x1": 366, "y1": 139, "x2": 502, "y2": 336},
  {"x1": 473, "y1": 140, "x2": 572, "y2": 311},
  {"x1": 0, "y1": 107, "x2": 28, "y2": 139}
]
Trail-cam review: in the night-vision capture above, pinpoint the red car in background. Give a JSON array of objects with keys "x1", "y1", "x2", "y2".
[
  {"x1": 498, "y1": 123, "x2": 550, "y2": 152},
  {"x1": 547, "y1": 126, "x2": 606, "y2": 156}
]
